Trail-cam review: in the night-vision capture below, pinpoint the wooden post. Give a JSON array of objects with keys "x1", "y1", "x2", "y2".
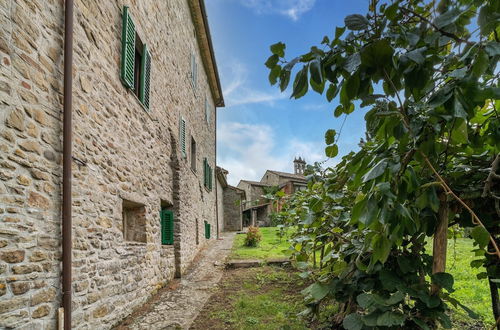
[{"x1": 431, "y1": 194, "x2": 448, "y2": 295}]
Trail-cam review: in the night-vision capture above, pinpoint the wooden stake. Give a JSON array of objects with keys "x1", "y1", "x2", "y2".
[{"x1": 431, "y1": 194, "x2": 448, "y2": 295}]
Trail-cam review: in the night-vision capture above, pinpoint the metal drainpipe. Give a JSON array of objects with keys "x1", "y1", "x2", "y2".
[
  {"x1": 215, "y1": 106, "x2": 219, "y2": 239},
  {"x1": 62, "y1": 0, "x2": 73, "y2": 328}
]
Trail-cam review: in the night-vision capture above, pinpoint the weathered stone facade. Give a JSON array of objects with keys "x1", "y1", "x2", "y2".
[
  {"x1": 216, "y1": 167, "x2": 244, "y2": 232},
  {"x1": 0, "y1": 0, "x2": 222, "y2": 328}
]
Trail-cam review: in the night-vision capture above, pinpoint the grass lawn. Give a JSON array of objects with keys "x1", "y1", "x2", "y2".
[
  {"x1": 230, "y1": 228, "x2": 494, "y2": 328},
  {"x1": 190, "y1": 266, "x2": 308, "y2": 330},
  {"x1": 230, "y1": 227, "x2": 292, "y2": 260},
  {"x1": 445, "y1": 238, "x2": 493, "y2": 328}
]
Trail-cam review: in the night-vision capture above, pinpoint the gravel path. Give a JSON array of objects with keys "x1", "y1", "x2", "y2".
[{"x1": 115, "y1": 232, "x2": 237, "y2": 330}]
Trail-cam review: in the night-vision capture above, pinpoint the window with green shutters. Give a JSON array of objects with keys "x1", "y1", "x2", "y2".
[
  {"x1": 160, "y1": 209, "x2": 174, "y2": 245},
  {"x1": 180, "y1": 117, "x2": 186, "y2": 158},
  {"x1": 204, "y1": 221, "x2": 211, "y2": 239},
  {"x1": 120, "y1": 6, "x2": 151, "y2": 110},
  {"x1": 203, "y1": 158, "x2": 213, "y2": 191}
]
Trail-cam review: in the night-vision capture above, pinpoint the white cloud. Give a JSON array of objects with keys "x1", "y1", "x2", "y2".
[
  {"x1": 221, "y1": 60, "x2": 286, "y2": 107},
  {"x1": 241, "y1": 0, "x2": 316, "y2": 21},
  {"x1": 217, "y1": 121, "x2": 328, "y2": 185}
]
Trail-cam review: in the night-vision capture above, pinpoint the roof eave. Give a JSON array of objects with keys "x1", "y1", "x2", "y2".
[{"x1": 188, "y1": 0, "x2": 224, "y2": 107}]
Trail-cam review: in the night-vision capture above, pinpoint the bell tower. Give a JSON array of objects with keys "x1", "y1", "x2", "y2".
[{"x1": 293, "y1": 157, "x2": 306, "y2": 175}]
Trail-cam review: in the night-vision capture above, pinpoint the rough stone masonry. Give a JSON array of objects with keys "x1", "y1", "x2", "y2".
[{"x1": 0, "y1": 0, "x2": 223, "y2": 328}]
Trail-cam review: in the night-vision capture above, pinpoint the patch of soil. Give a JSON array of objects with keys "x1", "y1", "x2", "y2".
[{"x1": 190, "y1": 265, "x2": 308, "y2": 330}]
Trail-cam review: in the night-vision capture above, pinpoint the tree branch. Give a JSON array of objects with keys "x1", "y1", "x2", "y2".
[
  {"x1": 401, "y1": 8, "x2": 475, "y2": 46},
  {"x1": 482, "y1": 153, "x2": 500, "y2": 198},
  {"x1": 382, "y1": 69, "x2": 500, "y2": 259}
]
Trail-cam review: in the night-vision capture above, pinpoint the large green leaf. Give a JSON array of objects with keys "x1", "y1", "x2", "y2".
[
  {"x1": 362, "y1": 158, "x2": 388, "y2": 182},
  {"x1": 471, "y1": 226, "x2": 490, "y2": 249},
  {"x1": 268, "y1": 65, "x2": 281, "y2": 85},
  {"x1": 343, "y1": 313, "x2": 364, "y2": 330},
  {"x1": 344, "y1": 14, "x2": 369, "y2": 30},
  {"x1": 325, "y1": 129, "x2": 336, "y2": 145},
  {"x1": 308, "y1": 282, "x2": 330, "y2": 301},
  {"x1": 326, "y1": 84, "x2": 338, "y2": 102},
  {"x1": 291, "y1": 65, "x2": 309, "y2": 99},
  {"x1": 450, "y1": 119, "x2": 468, "y2": 144},
  {"x1": 265, "y1": 54, "x2": 279, "y2": 69},
  {"x1": 472, "y1": 49, "x2": 489, "y2": 78},
  {"x1": 310, "y1": 58, "x2": 323, "y2": 87},
  {"x1": 434, "y1": 8, "x2": 461, "y2": 29},
  {"x1": 360, "y1": 39, "x2": 394, "y2": 69},
  {"x1": 431, "y1": 272, "x2": 454, "y2": 292},
  {"x1": 376, "y1": 311, "x2": 405, "y2": 327},
  {"x1": 270, "y1": 42, "x2": 285, "y2": 57},
  {"x1": 345, "y1": 74, "x2": 360, "y2": 100},
  {"x1": 359, "y1": 198, "x2": 378, "y2": 226},
  {"x1": 325, "y1": 145, "x2": 339, "y2": 157}
]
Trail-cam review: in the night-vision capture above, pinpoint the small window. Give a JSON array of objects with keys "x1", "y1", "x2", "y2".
[
  {"x1": 191, "y1": 137, "x2": 196, "y2": 172},
  {"x1": 190, "y1": 52, "x2": 198, "y2": 89},
  {"x1": 133, "y1": 36, "x2": 143, "y2": 98},
  {"x1": 122, "y1": 199, "x2": 146, "y2": 243}
]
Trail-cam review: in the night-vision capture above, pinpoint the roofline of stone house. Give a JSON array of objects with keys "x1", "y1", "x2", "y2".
[
  {"x1": 267, "y1": 170, "x2": 308, "y2": 182},
  {"x1": 215, "y1": 166, "x2": 228, "y2": 188},
  {"x1": 188, "y1": 0, "x2": 224, "y2": 107},
  {"x1": 238, "y1": 180, "x2": 272, "y2": 187},
  {"x1": 227, "y1": 185, "x2": 246, "y2": 196}
]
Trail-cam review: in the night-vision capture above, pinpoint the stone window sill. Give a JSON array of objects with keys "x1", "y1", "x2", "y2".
[{"x1": 124, "y1": 241, "x2": 147, "y2": 246}]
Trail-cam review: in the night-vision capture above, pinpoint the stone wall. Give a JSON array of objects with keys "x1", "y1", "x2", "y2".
[
  {"x1": 216, "y1": 178, "x2": 224, "y2": 233},
  {"x1": 223, "y1": 187, "x2": 243, "y2": 231},
  {"x1": 0, "y1": 0, "x2": 218, "y2": 329}
]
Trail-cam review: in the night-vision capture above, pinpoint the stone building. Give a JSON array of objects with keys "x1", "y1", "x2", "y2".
[
  {"x1": 215, "y1": 167, "x2": 245, "y2": 232},
  {"x1": 237, "y1": 158, "x2": 308, "y2": 227},
  {"x1": 0, "y1": 0, "x2": 223, "y2": 329}
]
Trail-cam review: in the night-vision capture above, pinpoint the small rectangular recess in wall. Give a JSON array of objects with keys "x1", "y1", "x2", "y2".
[{"x1": 122, "y1": 199, "x2": 147, "y2": 243}]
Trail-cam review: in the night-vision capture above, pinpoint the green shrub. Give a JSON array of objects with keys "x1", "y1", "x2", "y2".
[{"x1": 244, "y1": 226, "x2": 262, "y2": 247}]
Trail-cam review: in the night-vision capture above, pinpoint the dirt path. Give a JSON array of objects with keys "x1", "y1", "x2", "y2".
[{"x1": 115, "y1": 232, "x2": 237, "y2": 330}]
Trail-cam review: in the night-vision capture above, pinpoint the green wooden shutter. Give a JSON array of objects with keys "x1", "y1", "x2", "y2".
[
  {"x1": 140, "y1": 45, "x2": 151, "y2": 110},
  {"x1": 180, "y1": 118, "x2": 186, "y2": 157},
  {"x1": 120, "y1": 6, "x2": 135, "y2": 89},
  {"x1": 161, "y1": 210, "x2": 174, "y2": 245},
  {"x1": 203, "y1": 158, "x2": 208, "y2": 187},
  {"x1": 205, "y1": 97, "x2": 210, "y2": 124},
  {"x1": 204, "y1": 221, "x2": 210, "y2": 239},
  {"x1": 208, "y1": 165, "x2": 212, "y2": 190}
]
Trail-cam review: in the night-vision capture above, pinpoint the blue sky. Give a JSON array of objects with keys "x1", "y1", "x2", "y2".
[{"x1": 206, "y1": 0, "x2": 371, "y2": 185}]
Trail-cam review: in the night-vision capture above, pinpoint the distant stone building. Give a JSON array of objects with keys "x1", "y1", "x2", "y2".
[
  {"x1": 0, "y1": 0, "x2": 223, "y2": 329},
  {"x1": 237, "y1": 158, "x2": 308, "y2": 227},
  {"x1": 216, "y1": 167, "x2": 245, "y2": 232}
]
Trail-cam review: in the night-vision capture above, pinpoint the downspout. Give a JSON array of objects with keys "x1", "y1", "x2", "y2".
[
  {"x1": 62, "y1": 0, "x2": 73, "y2": 329},
  {"x1": 215, "y1": 107, "x2": 219, "y2": 239}
]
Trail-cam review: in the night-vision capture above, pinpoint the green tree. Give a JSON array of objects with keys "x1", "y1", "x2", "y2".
[{"x1": 266, "y1": 0, "x2": 500, "y2": 328}]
